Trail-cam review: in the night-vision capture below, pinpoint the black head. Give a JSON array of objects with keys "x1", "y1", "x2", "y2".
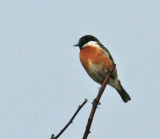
[{"x1": 74, "y1": 35, "x2": 100, "y2": 49}]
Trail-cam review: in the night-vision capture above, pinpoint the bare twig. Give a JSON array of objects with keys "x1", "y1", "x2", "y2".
[
  {"x1": 51, "y1": 99, "x2": 88, "y2": 139},
  {"x1": 83, "y1": 64, "x2": 116, "y2": 139}
]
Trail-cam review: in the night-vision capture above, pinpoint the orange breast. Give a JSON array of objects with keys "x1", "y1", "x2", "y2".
[
  {"x1": 80, "y1": 45, "x2": 117, "y2": 79},
  {"x1": 80, "y1": 46, "x2": 112, "y2": 69}
]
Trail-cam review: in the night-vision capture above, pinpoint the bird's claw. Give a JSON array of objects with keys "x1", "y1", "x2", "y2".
[{"x1": 107, "y1": 70, "x2": 115, "y2": 78}]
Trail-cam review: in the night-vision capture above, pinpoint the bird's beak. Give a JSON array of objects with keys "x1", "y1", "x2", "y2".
[{"x1": 73, "y1": 44, "x2": 79, "y2": 47}]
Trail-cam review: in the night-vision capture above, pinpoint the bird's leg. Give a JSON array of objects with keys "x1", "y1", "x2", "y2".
[
  {"x1": 107, "y1": 64, "x2": 116, "y2": 79},
  {"x1": 107, "y1": 70, "x2": 115, "y2": 78}
]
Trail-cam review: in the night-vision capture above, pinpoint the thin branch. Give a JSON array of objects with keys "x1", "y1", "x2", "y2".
[
  {"x1": 51, "y1": 99, "x2": 88, "y2": 139},
  {"x1": 83, "y1": 64, "x2": 116, "y2": 139}
]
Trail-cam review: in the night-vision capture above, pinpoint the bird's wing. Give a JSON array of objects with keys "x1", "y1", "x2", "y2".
[{"x1": 99, "y1": 43, "x2": 115, "y2": 64}]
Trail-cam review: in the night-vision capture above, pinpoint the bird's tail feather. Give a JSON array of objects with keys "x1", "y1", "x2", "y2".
[{"x1": 116, "y1": 80, "x2": 131, "y2": 103}]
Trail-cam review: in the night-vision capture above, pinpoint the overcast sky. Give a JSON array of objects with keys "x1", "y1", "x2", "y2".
[{"x1": 0, "y1": 1, "x2": 160, "y2": 139}]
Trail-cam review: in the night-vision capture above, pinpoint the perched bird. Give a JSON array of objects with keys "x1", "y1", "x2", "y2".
[{"x1": 74, "y1": 35, "x2": 131, "y2": 103}]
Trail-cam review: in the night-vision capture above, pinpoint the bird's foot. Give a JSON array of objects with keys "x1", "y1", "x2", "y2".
[
  {"x1": 108, "y1": 63, "x2": 116, "y2": 78},
  {"x1": 107, "y1": 70, "x2": 115, "y2": 78}
]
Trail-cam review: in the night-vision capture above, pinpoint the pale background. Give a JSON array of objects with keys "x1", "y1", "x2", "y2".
[{"x1": 0, "y1": 1, "x2": 160, "y2": 139}]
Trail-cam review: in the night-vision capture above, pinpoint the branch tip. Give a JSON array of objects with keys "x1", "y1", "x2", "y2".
[
  {"x1": 51, "y1": 99, "x2": 87, "y2": 139},
  {"x1": 50, "y1": 134, "x2": 54, "y2": 139}
]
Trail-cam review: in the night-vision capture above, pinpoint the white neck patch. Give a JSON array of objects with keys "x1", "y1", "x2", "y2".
[{"x1": 82, "y1": 41, "x2": 100, "y2": 48}]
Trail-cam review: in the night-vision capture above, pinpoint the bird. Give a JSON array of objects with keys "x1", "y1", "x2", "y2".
[{"x1": 74, "y1": 35, "x2": 131, "y2": 103}]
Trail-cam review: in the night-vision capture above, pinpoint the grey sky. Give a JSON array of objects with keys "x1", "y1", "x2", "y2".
[{"x1": 0, "y1": 1, "x2": 160, "y2": 139}]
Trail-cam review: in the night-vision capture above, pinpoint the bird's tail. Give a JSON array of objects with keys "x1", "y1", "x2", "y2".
[{"x1": 115, "y1": 80, "x2": 131, "y2": 103}]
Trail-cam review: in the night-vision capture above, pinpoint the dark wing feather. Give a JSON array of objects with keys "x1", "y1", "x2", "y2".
[{"x1": 98, "y1": 43, "x2": 115, "y2": 64}]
